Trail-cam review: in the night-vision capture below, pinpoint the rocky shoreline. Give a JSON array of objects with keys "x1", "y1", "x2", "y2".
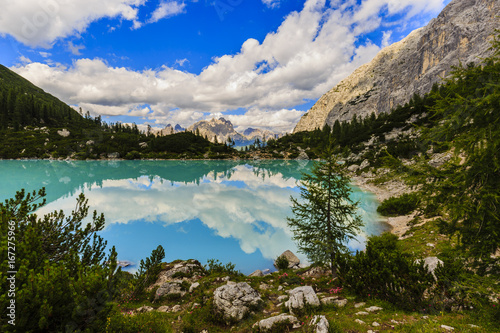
[{"x1": 351, "y1": 174, "x2": 416, "y2": 238}]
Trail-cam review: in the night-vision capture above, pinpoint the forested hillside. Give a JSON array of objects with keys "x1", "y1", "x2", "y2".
[{"x1": 0, "y1": 65, "x2": 235, "y2": 160}]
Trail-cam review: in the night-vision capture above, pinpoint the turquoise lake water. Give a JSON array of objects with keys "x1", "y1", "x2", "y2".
[{"x1": 0, "y1": 160, "x2": 389, "y2": 274}]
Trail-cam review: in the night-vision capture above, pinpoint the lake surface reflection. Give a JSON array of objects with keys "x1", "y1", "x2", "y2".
[{"x1": 0, "y1": 160, "x2": 389, "y2": 274}]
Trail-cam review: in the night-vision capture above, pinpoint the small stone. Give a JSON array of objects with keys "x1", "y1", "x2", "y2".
[
  {"x1": 355, "y1": 319, "x2": 366, "y2": 325},
  {"x1": 253, "y1": 313, "x2": 299, "y2": 331},
  {"x1": 468, "y1": 324, "x2": 479, "y2": 328},
  {"x1": 333, "y1": 299, "x2": 348, "y2": 307},
  {"x1": 372, "y1": 322, "x2": 380, "y2": 327},
  {"x1": 355, "y1": 311, "x2": 369, "y2": 316},
  {"x1": 441, "y1": 325, "x2": 454, "y2": 331},
  {"x1": 278, "y1": 285, "x2": 283, "y2": 291},
  {"x1": 189, "y1": 282, "x2": 200, "y2": 293},
  {"x1": 354, "y1": 302, "x2": 366, "y2": 308},
  {"x1": 157, "y1": 305, "x2": 170, "y2": 312},
  {"x1": 277, "y1": 295, "x2": 288, "y2": 302},
  {"x1": 365, "y1": 306, "x2": 383, "y2": 312},
  {"x1": 171, "y1": 305, "x2": 182, "y2": 312},
  {"x1": 135, "y1": 306, "x2": 153, "y2": 313},
  {"x1": 321, "y1": 296, "x2": 339, "y2": 305},
  {"x1": 426, "y1": 243, "x2": 435, "y2": 247}
]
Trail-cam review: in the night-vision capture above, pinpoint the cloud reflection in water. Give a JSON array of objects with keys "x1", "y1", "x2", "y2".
[{"x1": 32, "y1": 161, "x2": 388, "y2": 273}]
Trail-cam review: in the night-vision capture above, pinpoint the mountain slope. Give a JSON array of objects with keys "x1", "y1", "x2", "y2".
[
  {"x1": 0, "y1": 64, "x2": 82, "y2": 129},
  {"x1": 294, "y1": 0, "x2": 499, "y2": 133}
]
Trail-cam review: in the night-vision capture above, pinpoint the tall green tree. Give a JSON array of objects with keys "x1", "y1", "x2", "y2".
[
  {"x1": 132, "y1": 245, "x2": 165, "y2": 298},
  {"x1": 287, "y1": 152, "x2": 363, "y2": 274},
  {"x1": 422, "y1": 33, "x2": 500, "y2": 272},
  {"x1": 0, "y1": 188, "x2": 120, "y2": 332}
]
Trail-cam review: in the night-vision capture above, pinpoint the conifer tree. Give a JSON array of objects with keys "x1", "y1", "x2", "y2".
[
  {"x1": 422, "y1": 33, "x2": 500, "y2": 271},
  {"x1": 0, "y1": 188, "x2": 120, "y2": 332},
  {"x1": 287, "y1": 151, "x2": 363, "y2": 274}
]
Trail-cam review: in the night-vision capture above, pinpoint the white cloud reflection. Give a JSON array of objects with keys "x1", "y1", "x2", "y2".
[{"x1": 36, "y1": 164, "x2": 387, "y2": 265}]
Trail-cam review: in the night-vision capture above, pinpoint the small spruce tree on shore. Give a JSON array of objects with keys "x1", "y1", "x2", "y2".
[{"x1": 287, "y1": 152, "x2": 363, "y2": 275}]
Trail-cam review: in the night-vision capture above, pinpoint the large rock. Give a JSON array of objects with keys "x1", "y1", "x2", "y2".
[
  {"x1": 154, "y1": 282, "x2": 186, "y2": 301},
  {"x1": 310, "y1": 315, "x2": 330, "y2": 333},
  {"x1": 213, "y1": 282, "x2": 262, "y2": 322},
  {"x1": 248, "y1": 269, "x2": 264, "y2": 277},
  {"x1": 294, "y1": 0, "x2": 499, "y2": 133},
  {"x1": 274, "y1": 250, "x2": 300, "y2": 269},
  {"x1": 150, "y1": 259, "x2": 204, "y2": 289},
  {"x1": 253, "y1": 313, "x2": 299, "y2": 331},
  {"x1": 285, "y1": 286, "x2": 320, "y2": 314},
  {"x1": 417, "y1": 256, "x2": 444, "y2": 280}
]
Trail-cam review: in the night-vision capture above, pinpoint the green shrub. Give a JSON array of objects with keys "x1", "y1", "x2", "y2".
[
  {"x1": 339, "y1": 233, "x2": 433, "y2": 310},
  {"x1": 107, "y1": 310, "x2": 173, "y2": 333},
  {"x1": 132, "y1": 245, "x2": 165, "y2": 298},
  {"x1": 204, "y1": 259, "x2": 240, "y2": 276},
  {"x1": 172, "y1": 271, "x2": 193, "y2": 279},
  {"x1": 275, "y1": 255, "x2": 290, "y2": 270},
  {"x1": 377, "y1": 193, "x2": 420, "y2": 216},
  {"x1": 0, "y1": 188, "x2": 120, "y2": 332},
  {"x1": 125, "y1": 150, "x2": 141, "y2": 160}
]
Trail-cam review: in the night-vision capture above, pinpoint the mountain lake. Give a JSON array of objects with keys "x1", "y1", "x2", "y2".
[{"x1": 0, "y1": 159, "x2": 389, "y2": 274}]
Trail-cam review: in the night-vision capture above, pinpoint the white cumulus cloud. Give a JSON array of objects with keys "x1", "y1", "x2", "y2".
[
  {"x1": 11, "y1": 0, "x2": 448, "y2": 132},
  {"x1": 262, "y1": 0, "x2": 281, "y2": 9},
  {"x1": 0, "y1": 0, "x2": 146, "y2": 48},
  {"x1": 149, "y1": 1, "x2": 186, "y2": 23}
]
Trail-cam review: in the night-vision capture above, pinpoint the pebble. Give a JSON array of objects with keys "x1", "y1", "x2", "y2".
[
  {"x1": 355, "y1": 319, "x2": 366, "y2": 325},
  {"x1": 355, "y1": 311, "x2": 369, "y2": 316},
  {"x1": 372, "y1": 322, "x2": 380, "y2": 327},
  {"x1": 441, "y1": 325, "x2": 454, "y2": 331},
  {"x1": 365, "y1": 306, "x2": 383, "y2": 312},
  {"x1": 354, "y1": 302, "x2": 366, "y2": 308}
]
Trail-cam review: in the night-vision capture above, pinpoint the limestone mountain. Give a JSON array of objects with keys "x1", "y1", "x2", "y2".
[
  {"x1": 155, "y1": 124, "x2": 185, "y2": 136},
  {"x1": 186, "y1": 117, "x2": 278, "y2": 146},
  {"x1": 187, "y1": 117, "x2": 243, "y2": 144},
  {"x1": 243, "y1": 128, "x2": 277, "y2": 142},
  {"x1": 294, "y1": 0, "x2": 499, "y2": 133}
]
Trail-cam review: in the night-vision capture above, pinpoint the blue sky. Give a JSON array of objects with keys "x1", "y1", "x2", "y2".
[{"x1": 0, "y1": 0, "x2": 451, "y2": 132}]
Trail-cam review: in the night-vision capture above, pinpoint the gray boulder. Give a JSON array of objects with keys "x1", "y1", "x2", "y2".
[
  {"x1": 57, "y1": 129, "x2": 70, "y2": 137},
  {"x1": 213, "y1": 282, "x2": 262, "y2": 322},
  {"x1": 154, "y1": 282, "x2": 186, "y2": 301},
  {"x1": 248, "y1": 269, "x2": 264, "y2": 277},
  {"x1": 417, "y1": 256, "x2": 444, "y2": 280},
  {"x1": 253, "y1": 313, "x2": 299, "y2": 331},
  {"x1": 151, "y1": 259, "x2": 204, "y2": 289},
  {"x1": 274, "y1": 250, "x2": 300, "y2": 269},
  {"x1": 285, "y1": 286, "x2": 320, "y2": 314},
  {"x1": 310, "y1": 315, "x2": 330, "y2": 333}
]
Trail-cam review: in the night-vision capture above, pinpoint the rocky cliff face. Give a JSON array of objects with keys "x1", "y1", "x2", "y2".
[
  {"x1": 294, "y1": 0, "x2": 499, "y2": 133},
  {"x1": 155, "y1": 124, "x2": 183, "y2": 136},
  {"x1": 186, "y1": 118, "x2": 280, "y2": 146},
  {"x1": 187, "y1": 117, "x2": 242, "y2": 144}
]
